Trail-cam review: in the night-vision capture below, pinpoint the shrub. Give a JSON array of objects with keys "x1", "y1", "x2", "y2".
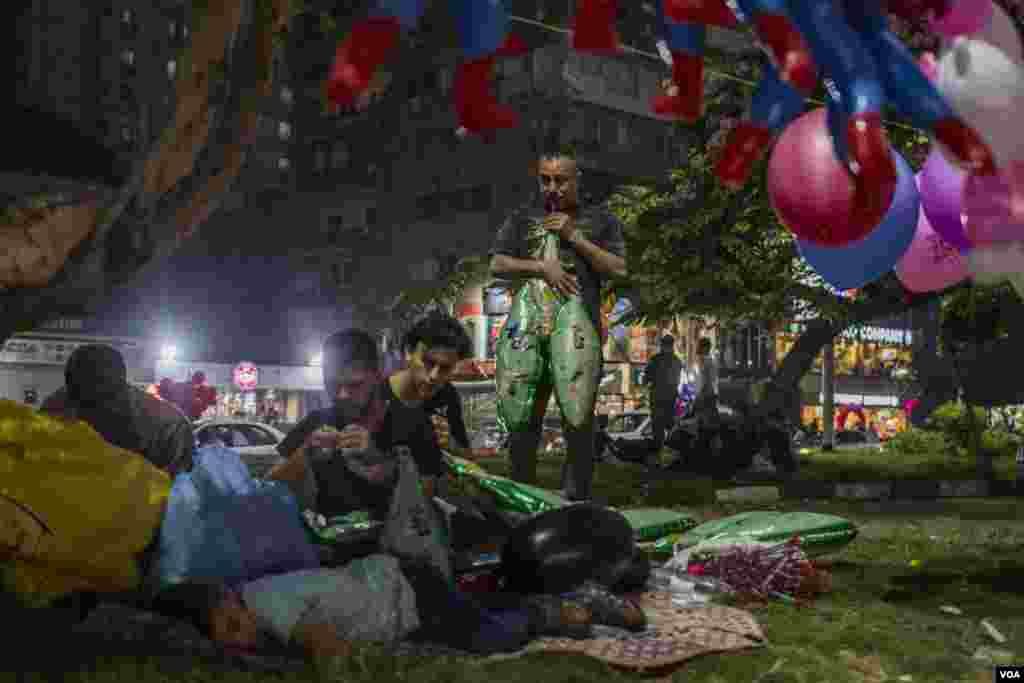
[{"x1": 883, "y1": 428, "x2": 949, "y2": 457}]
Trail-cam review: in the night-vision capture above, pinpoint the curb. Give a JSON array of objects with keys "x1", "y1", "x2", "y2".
[{"x1": 778, "y1": 479, "x2": 1021, "y2": 500}]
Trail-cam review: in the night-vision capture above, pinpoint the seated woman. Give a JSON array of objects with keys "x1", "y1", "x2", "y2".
[{"x1": 152, "y1": 555, "x2": 599, "y2": 658}]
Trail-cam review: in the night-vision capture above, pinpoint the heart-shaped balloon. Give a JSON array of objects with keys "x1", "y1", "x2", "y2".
[
  {"x1": 963, "y1": 159, "x2": 1024, "y2": 245},
  {"x1": 897, "y1": 193, "x2": 969, "y2": 293}
]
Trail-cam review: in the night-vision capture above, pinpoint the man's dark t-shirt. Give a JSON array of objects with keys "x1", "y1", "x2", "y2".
[
  {"x1": 276, "y1": 380, "x2": 444, "y2": 517},
  {"x1": 644, "y1": 351, "x2": 683, "y2": 405},
  {"x1": 421, "y1": 383, "x2": 470, "y2": 450},
  {"x1": 490, "y1": 202, "x2": 626, "y2": 332}
]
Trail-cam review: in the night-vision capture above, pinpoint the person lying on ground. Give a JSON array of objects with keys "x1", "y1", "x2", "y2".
[
  {"x1": 40, "y1": 344, "x2": 194, "y2": 475},
  {"x1": 268, "y1": 329, "x2": 447, "y2": 517},
  {"x1": 150, "y1": 554, "x2": 609, "y2": 658}
]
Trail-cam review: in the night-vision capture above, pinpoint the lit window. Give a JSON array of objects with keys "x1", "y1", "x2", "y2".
[
  {"x1": 166, "y1": 60, "x2": 177, "y2": 79},
  {"x1": 277, "y1": 157, "x2": 291, "y2": 171},
  {"x1": 121, "y1": 49, "x2": 135, "y2": 66},
  {"x1": 281, "y1": 86, "x2": 293, "y2": 105},
  {"x1": 121, "y1": 9, "x2": 134, "y2": 24},
  {"x1": 169, "y1": 21, "x2": 177, "y2": 37},
  {"x1": 278, "y1": 121, "x2": 291, "y2": 139},
  {"x1": 182, "y1": 24, "x2": 189, "y2": 39}
]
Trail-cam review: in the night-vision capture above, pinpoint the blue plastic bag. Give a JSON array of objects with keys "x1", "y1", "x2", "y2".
[{"x1": 156, "y1": 446, "x2": 319, "y2": 590}]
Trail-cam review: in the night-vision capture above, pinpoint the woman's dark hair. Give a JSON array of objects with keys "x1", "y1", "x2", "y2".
[
  {"x1": 322, "y1": 329, "x2": 380, "y2": 373},
  {"x1": 538, "y1": 139, "x2": 578, "y2": 164},
  {"x1": 402, "y1": 313, "x2": 473, "y2": 359},
  {"x1": 151, "y1": 581, "x2": 230, "y2": 637},
  {"x1": 65, "y1": 344, "x2": 127, "y2": 404}
]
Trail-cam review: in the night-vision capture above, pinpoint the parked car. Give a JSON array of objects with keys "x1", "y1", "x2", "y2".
[{"x1": 194, "y1": 419, "x2": 287, "y2": 478}]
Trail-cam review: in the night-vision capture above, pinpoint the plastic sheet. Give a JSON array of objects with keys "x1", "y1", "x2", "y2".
[
  {"x1": 0, "y1": 400, "x2": 171, "y2": 606},
  {"x1": 155, "y1": 446, "x2": 319, "y2": 590}
]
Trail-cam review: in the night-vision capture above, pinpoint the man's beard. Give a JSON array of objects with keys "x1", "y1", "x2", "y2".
[{"x1": 331, "y1": 398, "x2": 372, "y2": 427}]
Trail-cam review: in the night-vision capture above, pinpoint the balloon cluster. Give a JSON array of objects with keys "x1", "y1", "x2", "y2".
[
  {"x1": 158, "y1": 372, "x2": 218, "y2": 422},
  {"x1": 752, "y1": 1, "x2": 1024, "y2": 295},
  {"x1": 898, "y1": 3, "x2": 1024, "y2": 298}
]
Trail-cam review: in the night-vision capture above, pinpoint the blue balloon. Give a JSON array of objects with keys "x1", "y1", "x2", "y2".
[
  {"x1": 373, "y1": 0, "x2": 428, "y2": 29},
  {"x1": 797, "y1": 150, "x2": 918, "y2": 291},
  {"x1": 453, "y1": 0, "x2": 508, "y2": 60}
]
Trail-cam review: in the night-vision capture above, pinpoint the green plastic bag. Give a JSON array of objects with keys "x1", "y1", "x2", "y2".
[
  {"x1": 618, "y1": 508, "x2": 699, "y2": 544},
  {"x1": 655, "y1": 510, "x2": 859, "y2": 557}
]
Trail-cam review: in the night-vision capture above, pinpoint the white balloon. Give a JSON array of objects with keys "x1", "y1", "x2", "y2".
[
  {"x1": 937, "y1": 38, "x2": 1024, "y2": 169},
  {"x1": 973, "y1": 2, "x2": 1023, "y2": 66}
]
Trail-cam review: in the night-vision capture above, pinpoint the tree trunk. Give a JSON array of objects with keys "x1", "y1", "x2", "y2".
[{"x1": 822, "y1": 341, "x2": 835, "y2": 451}]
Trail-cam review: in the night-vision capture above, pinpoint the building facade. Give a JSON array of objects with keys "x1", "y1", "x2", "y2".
[
  {"x1": 0, "y1": 316, "x2": 153, "y2": 407},
  {"x1": 13, "y1": 0, "x2": 295, "y2": 208}
]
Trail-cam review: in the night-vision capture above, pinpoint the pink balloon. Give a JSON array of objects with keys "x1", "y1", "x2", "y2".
[
  {"x1": 896, "y1": 200, "x2": 969, "y2": 293},
  {"x1": 963, "y1": 159, "x2": 1024, "y2": 245},
  {"x1": 768, "y1": 109, "x2": 888, "y2": 247},
  {"x1": 932, "y1": 0, "x2": 994, "y2": 38},
  {"x1": 918, "y1": 52, "x2": 939, "y2": 82}
]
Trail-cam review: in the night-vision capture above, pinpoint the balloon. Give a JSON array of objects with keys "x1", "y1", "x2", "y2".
[
  {"x1": 499, "y1": 504, "x2": 643, "y2": 595},
  {"x1": 963, "y1": 159, "x2": 1024, "y2": 245},
  {"x1": 975, "y1": 2, "x2": 1024, "y2": 66},
  {"x1": 797, "y1": 150, "x2": 919, "y2": 290},
  {"x1": 769, "y1": 108, "x2": 893, "y2": 247},
  {"x1": 936, "y1": 37, "x2": 1024, "y2": 170},
  {"x1": 452, "y1": 0, "x2": 508, "y2": 59},
  {"x1": 919, "y1": 148, "x2": 972, "y2": 252},
  {"x1": 965, "y1": 240, "x2": 1024, "y2": 283},
  {"x1": 931, "y1": 0, "x2": 993, "y2": 39},
  {"x1": 896, "y1": 201, "x2": 969, "y2": 293}
]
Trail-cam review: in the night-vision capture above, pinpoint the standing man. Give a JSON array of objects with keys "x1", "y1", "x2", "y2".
[
  {"x1": 490, "y1": 142, "x2": 627, "y2": 502},
  {"x1": 40, "y1": 344, "x2": 194, "y2": 476},
  {"x1": 643, "y1": 335, "x2": 683, "y2": 468},
  {"x1": 692, "y1": 337, "x2": 719, "y2": 420}
]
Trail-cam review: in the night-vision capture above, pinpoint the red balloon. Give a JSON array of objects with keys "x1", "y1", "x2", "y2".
[{"x1": 768, "y1": 108, "x2": 885, "y2": 247}]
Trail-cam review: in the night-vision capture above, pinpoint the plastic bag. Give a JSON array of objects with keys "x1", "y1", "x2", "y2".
[
  {"x1": 0, "y1": 400, "x2": 171, "y2": 606},
  {"x1": 155, "y1": 446, "x2": 319, "y2": 589},
  {"x1": 379, "y1": 448, "x2": 452, "y2": 583}
]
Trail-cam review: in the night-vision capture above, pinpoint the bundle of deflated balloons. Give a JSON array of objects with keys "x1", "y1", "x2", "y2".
[{"x1": 325, "y1": 0, "x2": 1023, "y2": 292}]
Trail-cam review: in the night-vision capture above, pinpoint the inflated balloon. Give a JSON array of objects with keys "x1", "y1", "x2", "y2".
[
  {"x1": 769, "y1": 108, "x2": 892, "y2": 246},
  {"x1": 896, "y1": 198, "x2": 969, "y2": 293},
  {"x1": 965, "y1": 240, "x2": 1024, "y2": 284},
  {"x1": 572, "y1": 0, "x2": 621, "y2": 53},
  {"x1": 930, "y1": 0, "x2": 994, "y2": 39},
  {"x1": 963, "y1": 160, "x2": 1024, "y2": 245},
  {"x1": 797, "y1": 150, "x2": 919, "y2": 291},
  {"x1": 973, "y1": 2, "x2": 1024, "y2": 65},
  {"x1": 936, "y1": 37, "x2": 1024, "y2": 170},
  {"x1": 499, "y1": 504, "x2": 645, "y2": 595},
  {"x1": 919, "y1": 148, "x2": 972, "y2": 252},
  {"x1": 657, "y1": 0, "x2": 996, "y2": 198}
]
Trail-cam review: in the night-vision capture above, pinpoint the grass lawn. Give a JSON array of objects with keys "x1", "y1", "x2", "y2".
[
  {"x1": 8, "y1": 452, "x2": 1023, "y2": 683},
  {"x1": 790, "y1": 448, "x2": 1019, "y2": 482}
]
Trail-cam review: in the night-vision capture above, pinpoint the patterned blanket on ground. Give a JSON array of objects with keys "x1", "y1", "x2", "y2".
[{"x1": 63, "y1": 592, "x2": 764, "y2": 673}]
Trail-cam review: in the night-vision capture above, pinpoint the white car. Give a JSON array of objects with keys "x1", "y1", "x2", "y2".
[{"x1": 194, "y1": 419, "x2": 287, "y2": 477}]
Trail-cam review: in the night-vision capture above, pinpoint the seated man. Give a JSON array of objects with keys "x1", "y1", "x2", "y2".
[
  {"x1": 40, "y1": 344, "x2": 194, "y2": 476},
  {"x1": 388, "y1": 312, "x2": 474, "y2": 458}
]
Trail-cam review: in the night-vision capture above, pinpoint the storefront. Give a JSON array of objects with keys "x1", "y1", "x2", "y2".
[
  {"x1": 154, "y1": 359, "x2": 328, "y2": 423},
  {"x1": 0, "y1": 331, "x2": 150, "y2": 407},
  {"x1": 780, "y1": 318, "x2": 915, "y2": 437}
]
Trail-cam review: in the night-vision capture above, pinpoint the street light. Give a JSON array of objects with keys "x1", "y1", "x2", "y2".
[{"x1": 160, "y1": 344, "x2": 177, "y2": 362}]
